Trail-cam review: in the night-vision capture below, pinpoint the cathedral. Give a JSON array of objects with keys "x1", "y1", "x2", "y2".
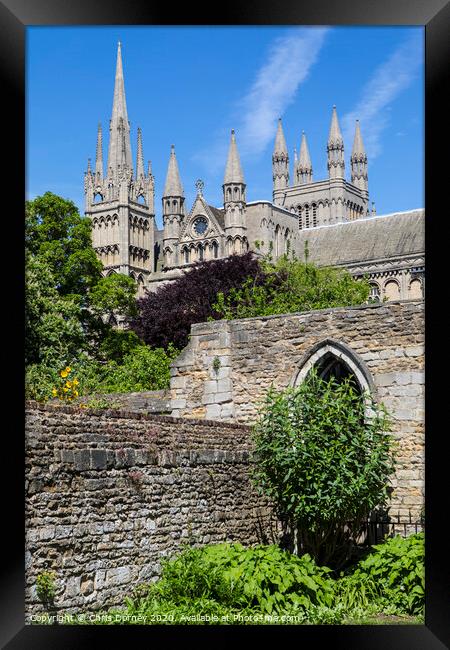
[{"x1": 85, "y1": 43, "x2": 424, "y2": 303}]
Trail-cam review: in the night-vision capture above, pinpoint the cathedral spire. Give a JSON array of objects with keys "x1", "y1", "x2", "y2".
[
  {"x1": 163, "y1": 145, "x2": 184, "y2": 197},
  {"x1": 272, "y1": 118, "x2": 289, "y2": 201},
  {"x1": 350, "y1": 120, "x2": 369, "y2": 199},
  {"x1": 327, "y1": 105, "x2": 345, "y2": 179},
  {"x1": 136, "y1": 127, "x2": 145, "y2": 180},
  {"x1": 273, "y1": 118, "x2": 288, "y2": 156},
  {"x1": 95, "y1": 123, "x2": 103, "y2": 179},
  {"x1": 328, "y1": 105, "x2": 343, "y2": 145},
  {"x1": 351, "y1": 119, "x2": 365, "y2": 158},
  {"x1": 107, "y1": 41, "x2": 133, "y2": 176},
  {"x1": 224, "y1": 129, "x2": 245, "y2": 184},
  {"x1": 298, "y1": 131, "x2": 313, "y2": 184}
]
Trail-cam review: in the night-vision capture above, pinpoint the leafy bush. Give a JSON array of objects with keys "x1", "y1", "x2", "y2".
[
  {"x1": 213, "y1": 253, "x2": 371, "y2": 320},
  {"x1": 131, "y1": 252, "x2": 262, "y2": 350},
  {"x1": 251, "y1": 369, "x2": 395, "y2": 568},
  {"x1": 124, "y1": 543, "x2": 334, "y2": 619},
  {"x1": 77, "y1": 536, "x2": 424, "y2": 625},
  {"x1": 25, "y1": 345, "x2": 178, "y2": 402},
  {"x1": 336, "y1": 533, "x2": 424, "y2": 616}
]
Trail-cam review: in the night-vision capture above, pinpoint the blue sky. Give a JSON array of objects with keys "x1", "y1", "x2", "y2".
[{"x1": 27, "y1": 26, "x2": 424, "y2": 228}]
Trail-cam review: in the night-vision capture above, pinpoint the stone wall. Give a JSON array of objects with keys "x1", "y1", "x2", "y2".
[
  {"x1": 25, "y1": 403, "x2": 277, "y2": 619},
  {"x1": 170, "y1": 300, "x2": 425, "y2": 520},
  {"x1": 73, "y1": 389, "x2": 171, "y2": 414}
]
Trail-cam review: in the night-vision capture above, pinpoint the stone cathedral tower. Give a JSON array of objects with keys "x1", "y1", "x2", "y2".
[{"x1": 84, "y1": 42, "x2": 155, "y2": 295}]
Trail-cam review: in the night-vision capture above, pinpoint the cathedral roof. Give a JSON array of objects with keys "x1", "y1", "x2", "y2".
[
  {"x1": 296, "y1": 210, "x2": 424, "y2": 266},
  {"x1": 208, "y1": 205, "x2": 225, "y2": 229}
]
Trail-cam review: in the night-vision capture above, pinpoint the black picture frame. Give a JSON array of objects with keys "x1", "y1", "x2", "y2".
[{"x1": 2, "y1": 0, "x2": 448, "y2": 647}]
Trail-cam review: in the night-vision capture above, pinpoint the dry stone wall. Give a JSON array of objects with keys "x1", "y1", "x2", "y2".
[
  {"x1": 170, "y1": 300, "x2": 425, "y2": 521},
  {"x1": 25, "y1": 403, "x2": 277, "y2": 618}
]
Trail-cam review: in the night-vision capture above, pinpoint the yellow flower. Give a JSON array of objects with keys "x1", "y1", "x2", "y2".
[
  {"x1": 52, "y1": 388, "x2": 58, "y2": 397},
  {"x1": 63, "y1": 387, "x2": 68, "y2": 393},
  {"x1": 73, "y1": 390, "x2": 79, "y2": 397},
  {"x1": 73, "y1": 378, "x2": 79, "y2": 386},
  {"x1": 65, "y1": 380, "x2": 72, "y2": 388},
  {"x1": 60, "y1": 369, "x2": 69, "y2": 378}
]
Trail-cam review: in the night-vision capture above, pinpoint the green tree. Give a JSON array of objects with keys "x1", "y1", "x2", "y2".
[
  {"x1": 25, "y1": 253, "x2": 85, "y2": 367},
  {"x1": 252, "y1": 369, "x2": 395, "y2": 569},
  {"x1": 90, "y1": 273, "x2": 138, "y2": 321},
  {"x1": 213, "y1": 252, "x2": 371, "y2": 320},
  {"x1": 25, "y1": 191, "x2": 103, "y2": 299},
  {"x1": 25, "y1": 193, "x2": 141, "y2": 363}
]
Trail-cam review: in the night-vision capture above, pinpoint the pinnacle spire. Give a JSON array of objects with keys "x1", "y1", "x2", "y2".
[
  {"x1": 136, "y1": 127, "x2": 145, "y2": 180},
  {"x1": 328, "y1": 105, "x2": 343, "y2": 145},
  {"x1": 107, "y1": 41, "x2": 133, "y2": 175},
  {"x1": 95, "y1": 123, "x2": 103, "y2": 178},
  {"x1": 163, "y1": 145, "x2": 184, "y2": 197},
  {"x1": 299, "y1": 131, "x2": 312, "y2": 170},
  {"x1": 273, "y1": 118, "x2": 288, "y2": 155},
  {"x1": 351, "y1": 120, "x2": 366, "y2": 157},
  {"x1": 224, "y1": 129, "x2": 245, "y2": 184}
]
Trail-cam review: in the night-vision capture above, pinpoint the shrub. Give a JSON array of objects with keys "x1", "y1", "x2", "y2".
[
  {"x1": 131, "y1": 252, "x2": 262, "y2": 350},
  {"x1": 251, "y1": 368, "x2": 395, "y2": 568},
  {"x1": 124, "y1": 543, "x2": 334, "y2": 618},
  {"x1": 336, "y1": 533, "x2": 425, "y2": 616},
  {"x1": 80, "y1": 536, "x2": 424, "y2": 625},
  {"x1": 25, "y1": 345, "x2": 178, "y2": 402},
  {"x1": 213, "y1": 253, "x2": 371, "y2": 320}
]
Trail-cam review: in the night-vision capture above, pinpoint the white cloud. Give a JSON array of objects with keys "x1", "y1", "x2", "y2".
[
  {"x1": 237, "y1": 27, "x2": 329, "y2": 157},
  {"x1": 192, "y1": 27, "x2": 328, "y2": 175},
  {"x1": 342, "y1": 31, "x2": 423, "y2": 159}
]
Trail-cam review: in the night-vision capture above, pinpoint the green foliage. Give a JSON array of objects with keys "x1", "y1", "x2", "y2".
[
  {"x1": 337, "y1": 533, "x2": 425, "y2": 616},
  {"x1": 25, "y1": 344, "x2": 178, "y2": 401},
  {"x1": 25, "y1": 193, "x2": 141, "y2": 365},
  {"x1": 122, "y1": 543, "x2": 334, "y2": 621},
  {"x1": 71, "y1": 535, "x2": 424, "y2": 625},
  {"x1": 25, "y1": 192, "x2": 102, "y2": 299},
  {"x1": 213, "y1": 253, "x2": 371, "y2": 320},
  {"x1": 97, "y1": 329, "x2": 144, "y2": 364},
  {"x1": 90, "y1": 273, "x2": 138, "y2": 320},
  {"x1": 25, "y1": 253, "x2": 86, "y2": 367},
  {"x1": 36, "y1": 571, "x2": 56, "y2": 607},
  {"x1": 251, "y1": 369, "x2": 395, "y2": 567}
]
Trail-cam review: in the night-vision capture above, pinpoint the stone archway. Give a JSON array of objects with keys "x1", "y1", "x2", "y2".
[{"x1": 291, "y1": 339, "x2": 375, "y2": 397}]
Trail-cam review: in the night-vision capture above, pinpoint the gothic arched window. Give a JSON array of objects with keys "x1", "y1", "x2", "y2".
[{"x1": 292, "y1": 339, "x2": 374, "y2": 400}]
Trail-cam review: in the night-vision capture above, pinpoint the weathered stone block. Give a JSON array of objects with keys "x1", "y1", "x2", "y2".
[
  {"x1": 74, "y1": 449, "x2": 91, "y2": 471},
  {"x1": 91, "y1": 450, "x2": 107, "y2": 470}
]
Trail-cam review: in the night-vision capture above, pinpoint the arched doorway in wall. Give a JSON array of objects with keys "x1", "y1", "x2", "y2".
[{"x1": 291, "y1": 339, "x2": 375, "y2": 398}]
